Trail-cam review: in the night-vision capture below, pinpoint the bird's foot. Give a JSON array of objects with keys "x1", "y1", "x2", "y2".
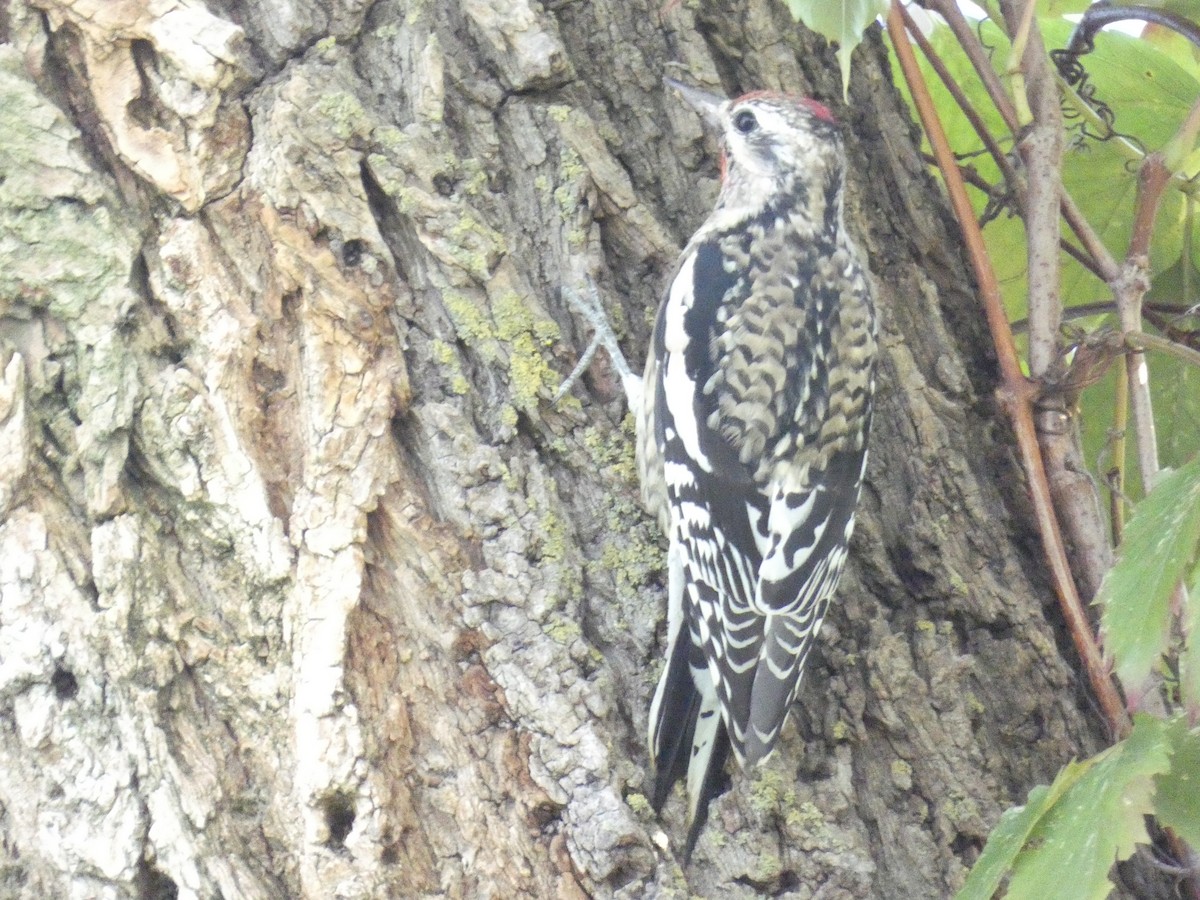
[{"x1": 555, "y1": 277, "x2": 643, "y2": 411}]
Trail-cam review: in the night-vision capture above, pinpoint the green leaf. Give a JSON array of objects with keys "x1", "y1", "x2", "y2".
[
  {"x1": 958, "y1": 716, "x2": 1175, "y2": 900},
  {"x1": 1155, "y1": 720, "x2": 1200, "y2": 847},
  {"x1": 955, "y1": 759, "x2": 1092, "y2": 900},
  {"x1": 1180, "y1": 561, "x2": 1200, "y2": 711},
  {"x1": 1138, "y1": 20, "x2": 1200, "y2": 89},
  {"x1": 785, "y1": 0, "x2": 888, "y2": 99},
  {"x1": 1054, "y1": 20, "x2": 1200, "y2": 295},
  {"x1": 1066, "y1": 26, "x2": 1200, "y2": 153},
  {"x1": 1007, "y1": 716, "x2": 1172, "y2": 899},
  {"x1": 1098, "y1": 453, "x2": 1200, "y2": 693},
  {"x1": 1148, "y1": 337, "x2": 1200, "y2": 472}
]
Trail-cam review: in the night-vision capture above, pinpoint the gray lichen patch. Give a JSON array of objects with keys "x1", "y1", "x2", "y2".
[{"x1": 0, "y1": 47, "x2": 141, "y2": 517}]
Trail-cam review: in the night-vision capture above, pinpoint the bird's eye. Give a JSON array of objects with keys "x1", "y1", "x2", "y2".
[{"x1": 733, "y1": 110, "x2": 758, "y2": 134}]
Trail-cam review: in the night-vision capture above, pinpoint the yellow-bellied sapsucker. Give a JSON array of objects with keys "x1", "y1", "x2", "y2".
[{"x1": 641, "y1": 80, "x2": 878, "y2": 856}]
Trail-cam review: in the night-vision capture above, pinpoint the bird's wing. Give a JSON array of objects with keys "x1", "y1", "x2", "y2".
[
  {"x1": 742, "y1": 436, "x2": 869, "y2": 765},
  {"x1": 672, "y1": 229, "x2": 874, "y2": 765}
]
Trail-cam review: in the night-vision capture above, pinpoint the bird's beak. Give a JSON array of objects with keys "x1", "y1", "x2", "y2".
[{"x1": 663, "y1": 77, "x2": 726, "y2": 132}]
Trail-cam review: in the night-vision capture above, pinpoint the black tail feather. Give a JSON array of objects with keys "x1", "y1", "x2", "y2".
[
  {"x1": 651, "y1": 631, "x2": 698, "y2": 811},
  {"x1": 649, "y1": 626, "x2": 734, "y2": 860},
  {"x1": 684, "y1": 720, "x2": 731, "y2": 860}
]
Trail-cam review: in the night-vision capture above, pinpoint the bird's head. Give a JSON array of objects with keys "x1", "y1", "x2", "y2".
[{"x1": 665, "y1": 78, "x2": 845, "y2": 230}]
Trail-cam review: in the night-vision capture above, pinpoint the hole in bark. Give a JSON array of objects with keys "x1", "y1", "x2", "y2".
[
  {"x1": 50, "y1": 666, "x2": 78, "y2": 700},
  {"x1": 134, "y1": 858, "x2": 178, "y2": 900},
  {"x1": 527, "y1": 799, "x2": 561, "y2": 830},
  {"x1": 605, "y1": 862, "x2": 641, "y2": 891},
  {"x1": 950, "y1": 831, "x2": 982, "y2": 861},
  {"x1": 888, "y1": 543, "x2": 937, "y2": 597},
  {"x1": 127, "y1": 40, "x2": 162, "y2": 131},
  {"x1": 130, "y1": 38, "x2": 158, "y2": 74},
  {"x1": 126, "y1": 94, "x2": 156, "y2": 130},
  {"x1": 321, "y1": 792, "x2": 356, "y2": 849},
  {"x1": 341, "y1": 239, "x2": 365, "y2": 267},
  {"x1": 281, "y1": 289, "x2": 301, "y2": 316}
]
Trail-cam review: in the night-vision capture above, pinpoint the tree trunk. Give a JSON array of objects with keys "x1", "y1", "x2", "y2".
[{"x1": 0, "y1": 1, "x2": 1143, "y2": 897}]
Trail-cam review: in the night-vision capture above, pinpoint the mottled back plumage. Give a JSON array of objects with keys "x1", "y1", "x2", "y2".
[{"x1": 644, "y1": 82, "x2": 877, "y2": 856}]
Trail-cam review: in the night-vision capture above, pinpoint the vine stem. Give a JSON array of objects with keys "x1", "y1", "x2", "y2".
[
  {"x1": 1002, "y1": 0, "x2": 1061, "y2": 384},
  {"x1": 901, "y1": 8, "x2": 1110, "y2": 290},
  {"x1": 998, "y1": 0, "x2": 1115, "y2": 604},
  {"x1": 921, "y1": 0, "x2": 1122, "y2": 284},
  {"x1": 886, "y1": 0, "x2": 1129, "y2": 736},
  {"x1": 1120, "y1": 157, "x2": 1168, "y2": 494},
  {"x1": 1126, "y1": 330, "x2": 1200, "y2": 369},
  {"x1": 1110, "y1": 354, "x2": 1128, "y2": 544}
]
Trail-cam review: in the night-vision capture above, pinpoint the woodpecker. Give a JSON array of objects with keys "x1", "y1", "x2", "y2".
[{"x1": 639, "y1": 79, "x2": 878, "y2": 856}]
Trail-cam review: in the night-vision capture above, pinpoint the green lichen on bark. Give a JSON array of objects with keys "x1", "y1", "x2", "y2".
[
  {"x1": 492, "y1": 289, "x2": 560, "y2": 414},
  {"x1": 582, "y1": 419, "x2": 661, "y2": 594}
]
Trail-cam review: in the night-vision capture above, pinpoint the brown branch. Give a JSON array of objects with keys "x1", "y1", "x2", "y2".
[
  {"x1": 1110, "y1": 353, "x2": 1129, "y2": 543},
  {"x1": 1130, "y1": 155, "x2": 1173, "y2": 260},
  {"x1": 1061, "y1": 238, "x2": 1107, "y2": 281},
  {"x1": 1004, "y1": 0, "x2": 1061, "y2": 383},
  {"x1": 1118, "y1": 155, "x2": 1170, "y2": 493},
  {"x1": 887, "y1": 0, "x2": 1128, "y2": 736},
  {"x1": 1060, "y1": 189, "x2": 1122, "y2": 284},
  {"x1": 922, "y1": 0, "x2": 1020, "y2": 133},
  {"x1": 919, "y1": 0, "x2": 1116, "y2": 284},
  {"x1": 1010, "y1": 299, "x2": 1197, "y2": 331},
  {"x1": 901, "y1": 4, "x2": 1018, "y2": 186}
]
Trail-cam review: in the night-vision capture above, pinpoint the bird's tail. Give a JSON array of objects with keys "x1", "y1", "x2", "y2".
[{"x1": 648, "y1": 620, "x2": 732, "y2": 859}]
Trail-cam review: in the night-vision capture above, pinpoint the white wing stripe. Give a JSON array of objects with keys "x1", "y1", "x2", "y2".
[{"x1": 662, "y1": 252, "x2": 712, "y2": 473}]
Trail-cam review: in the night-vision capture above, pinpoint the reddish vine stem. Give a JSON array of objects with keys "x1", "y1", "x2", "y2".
[
  {"x1": 921, "y1": 0, "x2": 1019, "y2": 130},
  {"x1": 887, "y1": 0, "x2": 1129, "y2": 736},
  {"x1": 1061, "y1": 190, "x2": 1122, "y2": 283},
  {"x1": 1129, "y1": 155, "x2": 1173, "y2": 260},
  {"x1": 901, "y1": 5, "x2": 1017, "y2": 186},
  {"x1": 921, "y1": 0, "x2": 1121, "y2": 284},
  {"x1": 929, "y1": 152, "x2": 1106, "y2": 279},
  {"x1": 907, "y1": 1, "x2": 1116, "y2": 290}
]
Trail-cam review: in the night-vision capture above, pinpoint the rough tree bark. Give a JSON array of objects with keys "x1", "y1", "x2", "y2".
[{"x1": 0, "y1": 1, "x2": 1156, "y2": 898}]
